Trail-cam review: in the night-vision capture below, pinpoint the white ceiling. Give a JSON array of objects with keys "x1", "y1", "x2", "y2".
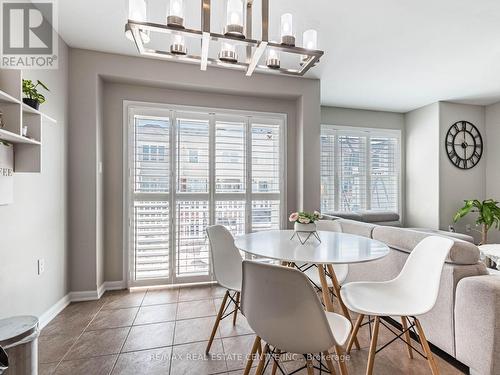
[{"x1": 58, "y1": 0, "x2": 500, "y2": 112}]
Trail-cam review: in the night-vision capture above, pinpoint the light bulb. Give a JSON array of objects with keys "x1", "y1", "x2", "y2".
[
  {"x1": 167, "y1": 0, "x2": 184, "y2": 27},
  {"x1": 281, "y1": 13, "x2": 293, "y2": 37},
  {"x1": 226, "y1": 0, "x2": 243, "y2": 25},
  {"x1": 169, "y1": 0, "x2": 183, "y2": 17},
  {"x1": 225, "y1": 0, "x2": 244, "y2": 37},
  {"x1": 170, "y1": 33, "x2": 187, "y2": 55},
  {"x1": 266, "y1": 48, "x2": 280, "y2": 69},
  {"x1": 280, "y1": 13, "x2": 295, "y2": 46},
  {"x1": 126, "y1": 0, "x2": 150, "y2": 44},
  {"x1": 303, "y1": 29, "x2": 318, "y2": 50},
  {"x1": 222, "y1": 42, "x2": 236, "y2": 53},
  {"x1": 219, "y1": 42, "x2": 238, "y2": 63},
  {"x1": 128, "y1": 0, "x2": 147, "y2": 21}
]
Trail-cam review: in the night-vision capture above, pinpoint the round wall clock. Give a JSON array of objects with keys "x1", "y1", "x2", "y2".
[{"x1": 445, "y1": 120, "x2": 483, "y2": 170}]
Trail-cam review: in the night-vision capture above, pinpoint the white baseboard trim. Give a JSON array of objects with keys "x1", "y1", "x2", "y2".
[
  {"x1": 38, "y1": 281, "x2": 126, "y2": 328},
  {"x1": 39, "y1": 294, "x2": 71, "y2": 329},
  {"x1": 97, "y1": 280, "x2": 126, "y2": 298},
  {"x1": 69, "y1": 280, "x2": 127, "y2": 302}
]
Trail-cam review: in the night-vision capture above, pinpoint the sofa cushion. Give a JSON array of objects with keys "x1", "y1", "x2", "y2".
[
  {"x1": 333, "y1": 219, "x2": 377, "y2": 239},
  {"x1": 357, "y1": 210, "x2": 400, "y2": 223},
  {"x1": 323, "y1": 210, "x2": 399, "y2": 223},
  {"x1": 409, "y1": 228, "x2": 474, "y2": 243},
  {"x1": 372, "y1": 226, "x2": 480, "y2": 265},
  {"x1": 323, "y1": 211, "x2": 363, "y2": 221}
]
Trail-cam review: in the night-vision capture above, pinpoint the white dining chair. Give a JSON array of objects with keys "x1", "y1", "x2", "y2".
[
  {"x1": 205, "y1": 225, "x2": 243, "y2": 354},
  {"x1": 340, "y1": 236, "x2": 454, "y2": 375},
  {"x1": 241, "y1": 260, "x2": 352, "y2": 375}
]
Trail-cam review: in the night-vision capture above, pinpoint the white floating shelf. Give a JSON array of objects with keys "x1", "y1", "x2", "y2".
[
  {"x1": 0, "y1": 70, "x2": 54, "y2": 173},
  {"x1": 0, "y1": 90, "x2": 19, "y2": 104},
  {"x1": 0, "y1": 129, "x2": 40, "y2": 145},
  {"x1": 21, "y1": 103, "x2": 56, "y2": 123}
]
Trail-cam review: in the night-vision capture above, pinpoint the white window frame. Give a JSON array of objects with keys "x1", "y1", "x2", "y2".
[
  {"x1": 123, "y1": 101, "x2": 287, "y2": 287},
  {"x1": 320, "y1": 124, "x2": 402, "y2": 217}
]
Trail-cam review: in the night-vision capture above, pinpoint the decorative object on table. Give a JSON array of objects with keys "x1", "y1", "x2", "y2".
[
  {"x1": 454, "y1": 199, "x2": 500, "y2": 245},
  {"x1": 445, "y1": 120, "x2": 483, "y2": 170},
  {"x1": 22, "y1": 79, "x2": 49, "y2": 110},
  {"x1": 0, "y1": 143, "x2": 14, "y2": 205},
  {"x1": 0, "y1": 110, "x2": 4, "y2": 129},
  {"x1": 478, "y1": 244, "x2": 500, "y2": 270},
  {"x1": 289, "y1": 210, "x2": 322, "y2": 244},
  {"x1": 22, "y1": 126, "x2": 28, "y2": 137}
]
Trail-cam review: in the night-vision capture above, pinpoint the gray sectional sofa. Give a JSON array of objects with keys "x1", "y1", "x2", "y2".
[{"x1": 318, "y1": 218, "x2": 498, "y2": 375}]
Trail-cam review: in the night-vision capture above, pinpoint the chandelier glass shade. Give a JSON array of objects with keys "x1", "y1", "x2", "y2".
[{"x1": 125, "y1": 0, "x2": 324, "y2": 77}]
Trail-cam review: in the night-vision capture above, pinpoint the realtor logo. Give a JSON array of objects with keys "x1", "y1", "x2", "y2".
[{"x1": 1, "y1": 0, "x2": 58, "y2": 69}]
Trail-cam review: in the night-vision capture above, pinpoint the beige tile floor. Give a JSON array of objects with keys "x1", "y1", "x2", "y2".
[{"x1": 38, "y1": 285, "x2": 466, "y2": 375}]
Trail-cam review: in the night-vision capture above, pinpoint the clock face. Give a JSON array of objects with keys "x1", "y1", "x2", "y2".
[{"x1": 445, "y1": 121, "x2": 483, "y2": 170}]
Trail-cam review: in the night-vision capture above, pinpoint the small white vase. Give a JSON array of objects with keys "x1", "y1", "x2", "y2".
[{"x1": 294, "y1": 222, "x2": 316, "y2": 233}]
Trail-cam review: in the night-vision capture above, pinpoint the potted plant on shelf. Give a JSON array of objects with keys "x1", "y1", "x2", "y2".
[
  {"x1": 289, "y1": 211, "x2": 322, "y2": 232},
  {"x1": 454, "y1": 199, "x2": 500, "y2": 245},
  {"x1": 22, "y1": 79, "x2": 49, "y2": 110}
]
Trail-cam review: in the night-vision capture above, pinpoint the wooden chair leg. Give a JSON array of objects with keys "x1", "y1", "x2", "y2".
[
  {"x1": 323, "y1": 350, "x2": 337, "y2": 375},
  {"x1": 206, "y1": 290, "x2": 229, "y2": 354},
  {"x1": 401, "y1": 316, "x2": 413, "y2": 359},
  {"x1": 233, "y1": 292, "x2": 240, "y2": 325},
  {"x1": 306, "y1": 357, "x2": 315, "y2": 375},
  {"x1": 335, "y1": 345, "x2": 348, "y2": 375},
  {"x1": 243, "y1": 336, "x2": 261, "y2": 375},
  {"x1": 255, "y1": 343, "x2": 270, "y2": 375},
  {"x1": 317, "y1": 264, "x2": 335, "y2": 312},
  {"x1": 271, "y1": 349, "x2": 281, "y2": 375},
  {"x1": 327, "y1": 264, "x2": 361, "y2": 350},
  {"x1": 366, "y1": 316, "x2": 380, "y2": 375},
  {"x1": 347, "y1": 314, "x2": 365, "y2": 354},
  {"x1": 414, "y1": 318, "x2": 440, "y2": 375}
]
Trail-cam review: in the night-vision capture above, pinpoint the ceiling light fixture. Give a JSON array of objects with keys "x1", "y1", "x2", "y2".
[{"x1": 125, "y1": 0, "x2": 324, "y2": 77}]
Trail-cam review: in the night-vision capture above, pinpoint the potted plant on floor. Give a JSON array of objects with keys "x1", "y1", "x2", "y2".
[
  {"x1": 22, "y1": 79, "x2": 49, "y2": 110},
  {"x1": 454, "y1": 199, "x2": 500, "y2": 245}
]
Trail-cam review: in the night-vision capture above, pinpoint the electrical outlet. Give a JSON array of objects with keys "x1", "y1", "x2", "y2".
[
  {"x1": 37, "y1": 259, "x2": 45, "y2": 275},
  {"x1": 465, "y1": 224, "x2": 472, "y2": 233}
]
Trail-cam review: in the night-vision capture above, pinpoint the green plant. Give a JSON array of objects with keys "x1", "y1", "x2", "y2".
[
  {"x1": 454, "y1": 199, "x2": 500, "y2": 245},
  {"x1": 22, "y1": 79, "x2": 49, "y2": 104}
]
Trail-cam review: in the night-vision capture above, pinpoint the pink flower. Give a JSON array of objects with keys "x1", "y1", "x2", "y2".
[
  {"x1": 289, "y1": 212, "x2": 299, "y2": 222},
  {"x1": 299, "y1": 217, "x2": 311, "y2": 224},
  {"x1": 314, "y1": 210, "x2": 322, "y2": 219}
]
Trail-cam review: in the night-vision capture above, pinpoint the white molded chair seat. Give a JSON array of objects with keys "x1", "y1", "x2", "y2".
[
  {"x1": 206, "y1": 225, "x2": 242, "y2": 292},
  {"x1": 342, "y1": 281, "x2": 432, "y2": 317},
  {"x1": 340, "y1": 236, "x2": 454, "y2": 375},
  {"x1": 325, "y1": 311, "x2": 351, "y2": 346},
  {"x1": 241, "y1": 260, "x2": 351, "y2": 357},
  {"x1": 340, "y1": 236, "x2": 454, "y2": 317},
  {"x1": 205, "y1": 225, "x2": 243, "y2": 354}
]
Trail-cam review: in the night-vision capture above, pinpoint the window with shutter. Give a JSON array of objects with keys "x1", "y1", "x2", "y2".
[
  {"x1": 320, "y1": 125, "x2": 401, "y2": 217},
  {"x1": 128, "y1": 105, "x2": 285, "y2": 286}
]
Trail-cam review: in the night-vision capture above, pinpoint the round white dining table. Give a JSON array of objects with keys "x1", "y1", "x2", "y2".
[
  {"x1": 235, "y1": 229, "x2": 390, "y2": 375},
  {"x1": 234, "y1": 229, "x2": 390, "y2": 265}
]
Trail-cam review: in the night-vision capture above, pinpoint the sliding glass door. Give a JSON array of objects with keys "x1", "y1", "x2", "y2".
[{"x1": 127, "y1": 105, "x2": 285, "y2": 286}]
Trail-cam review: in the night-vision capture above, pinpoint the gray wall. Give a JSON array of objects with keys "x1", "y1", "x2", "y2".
[
  {"x1": 405, "y1": 103, "x2": 440, "y2": 229},
  {"x1": 68, "y1": 48, "x2": 320, "y2": 291},
  {"x1": 485, "y1": 102, "x2": 500, "y2": 243},
  {"x1": 321, "y1": 106, "x2": 405, "y2": 130},
  {"x1": 0, "y1": 37, "x2": 69, "y2": 319},
  {"x1": 439, "y1": 102, "x2": 486, "y2": 239},
  {"x1": 103, "y1": 82, "x2": 297, "y2": 282},
  {"x1": 404, "y1": 102, "x2": 487, "y2": 242}
]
